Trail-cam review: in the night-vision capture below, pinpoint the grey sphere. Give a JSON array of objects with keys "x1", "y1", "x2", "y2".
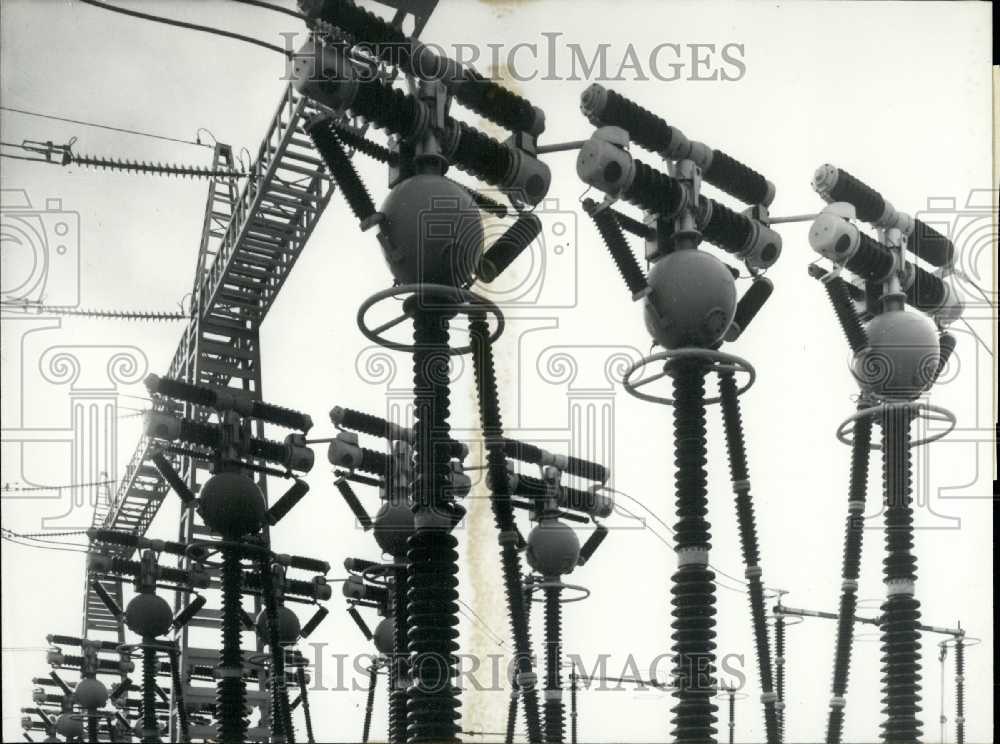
[
  {"x1": 379, "y1": 174, "x2": 484, "y2": 286},
  {"x1": 74, "y1": 677, "x2": 109, "y2": 710},
  {"x1": 373, "y1": 617, "x2": 395, "y2": 656},
  {"x1": 198, "y1": 472, "x2": 266, "y2": 539},
  {"x1": 55, "y1": 713, "x2": 84, "y2": 739},
  {"x1": 125, "y1": 592, "x2": 173, "y2": 638},
  {"x1": 374, "y1": 501, "x2": 414, "y2": 557},
  {"x1": 643, "y1": 249, "x2": 736, "y2": 349},
  {"x1": 255, "y1": 606, "x2": 302, "y2": 646},
  {"x1": 526, "y1": 520, "x2": 580, "y2": 577},
  {"x1": 852, "y1": 309, "x2": 940, "y2": 400}
]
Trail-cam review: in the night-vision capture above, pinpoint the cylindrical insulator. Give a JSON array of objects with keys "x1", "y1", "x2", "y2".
[
  {"x1": 362, "y1": 663, "x2": 377, "y2": 743},
  {"x1": 389, "y1": 566, "x2": 409, "y2": 744},
  {"x1": 407, "y1": 309, "x2": 462, "y2": 743},
  {"x1": 703, "y1": 148, "x2": 774, "y2": 207},
  {"x1": 454, "y1": 68, "x2": 542, "y2": 134},
  {"x1": 699, "y1": 198, "x2": 753, "y2": 255},
  {"x1": 812, "y1": 165, "x2": 954, "y2": 267},
  {"x1": 479, "y1": 213, "x2": 543, "y2": 283},
  {"x1": 908, "y1": 218, "x2": 955, "y2": 268},
  {"x1": 624, "y1": 158, "x2": 685, "y2": 217},
  {"x1": 879, "y1": 406, "x2": 923, "y2": 743},
  {"x1": 330, "y1": 121, "x2": 397, "y2": 165},
  {"x1": 904, "y1": 265, "x2": 948, "y2": 315},
  {"x1": 954, "y1": 639, "x2": 965, "y2": 744},
  {"x1": 544, "y1": 587, "x2": 565, "y2": 744},
  {"x1": 167, "y1": 647, "x2": 190, "y2": 743},
  {"x1": 882, "y1": 408, "x2": 916, "y2": 583},
  {"x1": 825, "y1": 407, "x2": 872, "y2": 744},
  {"x1": 719, "y1": 372, "x2": 779, "y2": 743},
  {"x1": 932, "y1": 332, "x2": 956, "y2": 384},
  {"x1": 671, "y1": 360, "x2": 718, "y2": 743},
  {"x1": 217, "y1": 549, "x2": 248, "y2": 742},
  {"x1": 580, "y1": 84, "x2": 675, "y2": 153},
  {"x1": 469, "y1": 314, "x2": 544, "y2": 743},
  {"x1": 349, "y1": 79, "x2": 427, "y2": 140},
  {"x1": 818, "y1": 165, "x2": 887, "y2": 224},
  {"x1": 331, "y1": 406, "x2": 401, "y2": 441},
  {"x1": 580, "y1": 85, "x2": 774, "y2": 205},
  {"x1": 821, "y1": 274, "x2": 869, "y2": 354},
  {"x1": 849, "y1": 233, "x2": 897, "y2": 282},
  {"x1": 582, "y1": 198, "x2": 647, "y2": 297},
  {"x1": 880, "y1": 594, "x2": 924, "y2": 743},
  {"x1": 260, "y1": 566, "x2": 292, "y2": 742},
  {"x1": 729, "y1": 277, "x2": 774, "y2": 340},
  {"x1": 775, "y1": 614, "x2": 786, "y2": 743},
  {"x1": 306, "y1": 118, "x2": 376, "y2": 225},
  {"x1": 140, "y1": 645, "x2": 158, "y2": 743}
]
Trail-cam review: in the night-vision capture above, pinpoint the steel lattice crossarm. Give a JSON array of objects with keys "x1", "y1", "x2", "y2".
[{"x1": 83, "y1": 85, "x2": 344, "y2": 642}]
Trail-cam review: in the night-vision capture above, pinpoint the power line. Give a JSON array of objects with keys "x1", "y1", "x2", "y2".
[
  {"x1": 0, "y1": 528, "x2": 88, "y2": 540},
  {"x1": 76, "y1": 0, "x2": 292, "y2": 58},
  {"x1": 0, "y1": 105, "x2": 210, "y2": 149},
  {"x1": 0, "y1": 301, "x2": 188, "y2": 321},
  {"x1": 2, "y1": 480, "x2": 115, "y2": 493},
  {"x1": 230, "y1": 0, "x2": 304, "y2": 20}
]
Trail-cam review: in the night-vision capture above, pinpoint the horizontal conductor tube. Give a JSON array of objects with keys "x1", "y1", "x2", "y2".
[
  {"x1": 479, "y1": 213, "x2": 542, "y2": 282},
  {"x1": 582, "y1": 198, "x2": 647, "y2": 297}
]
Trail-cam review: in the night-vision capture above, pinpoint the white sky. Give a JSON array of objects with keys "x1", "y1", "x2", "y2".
[{"x1": 1, "y1": 1, "x2": 994, "y2": 742}]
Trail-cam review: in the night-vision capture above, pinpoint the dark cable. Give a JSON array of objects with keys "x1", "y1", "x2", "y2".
[
  {"x1": 230, "y1": 0, "x2": 304, "y2": 19},
  {"x1": 76, "y1": 0, "x2": 291, "y2": 57},
  {"x1": 0, "y1": 105, "x2": 210, "y2": 148}
]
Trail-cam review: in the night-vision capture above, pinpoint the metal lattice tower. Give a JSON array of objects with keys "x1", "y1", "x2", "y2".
[{"x1": 82, "y1": 85, "x2": 338, "y2": 730}]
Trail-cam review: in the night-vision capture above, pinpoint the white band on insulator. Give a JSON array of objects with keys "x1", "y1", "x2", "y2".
[
  {"x1": 885, "y1": 579, "x2": 915, "y2": 596},
  {"x1": 745, "y1": 565, "x2": 762, "y2": 579},
  {"x1": 829, "y1": 696, "x2": 846, "y2": 708},
  {"x1": 847, "y1": 500, "x2": 866, "y2": 513},
  {"x1": 732, "y1": 479, "x2": 750, "y2": 492},
  {"x1": 955, "y1": 716, "x2": 965, "y2": 724},
  {"x1": 499, "y1": 530, "x2": 519, "y2": 546},
  {"x1": 517, "y1": 672, "x2": 537, "y2": 687},
  {"x1": 775, "y1": 656, "x2": 785, "y2": 666},
  {"x1": 775, "y1": 701, "x2": 785, "y2": 711},
  {"x1": 677, "y1": 547, "x2": 709, "y2": 566},
  {"x1": 955, "y1": 674, "x2": 964, "y2": 683},
  {"x1": 545, "y1": 689, "x2": 563, "y2": 701},
  {"x1": 760, "y1": 692, "x2": 777, "y2": 703},
  {"x1": 841, "y1": 579, "x2": 858, "y2": 592}
]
